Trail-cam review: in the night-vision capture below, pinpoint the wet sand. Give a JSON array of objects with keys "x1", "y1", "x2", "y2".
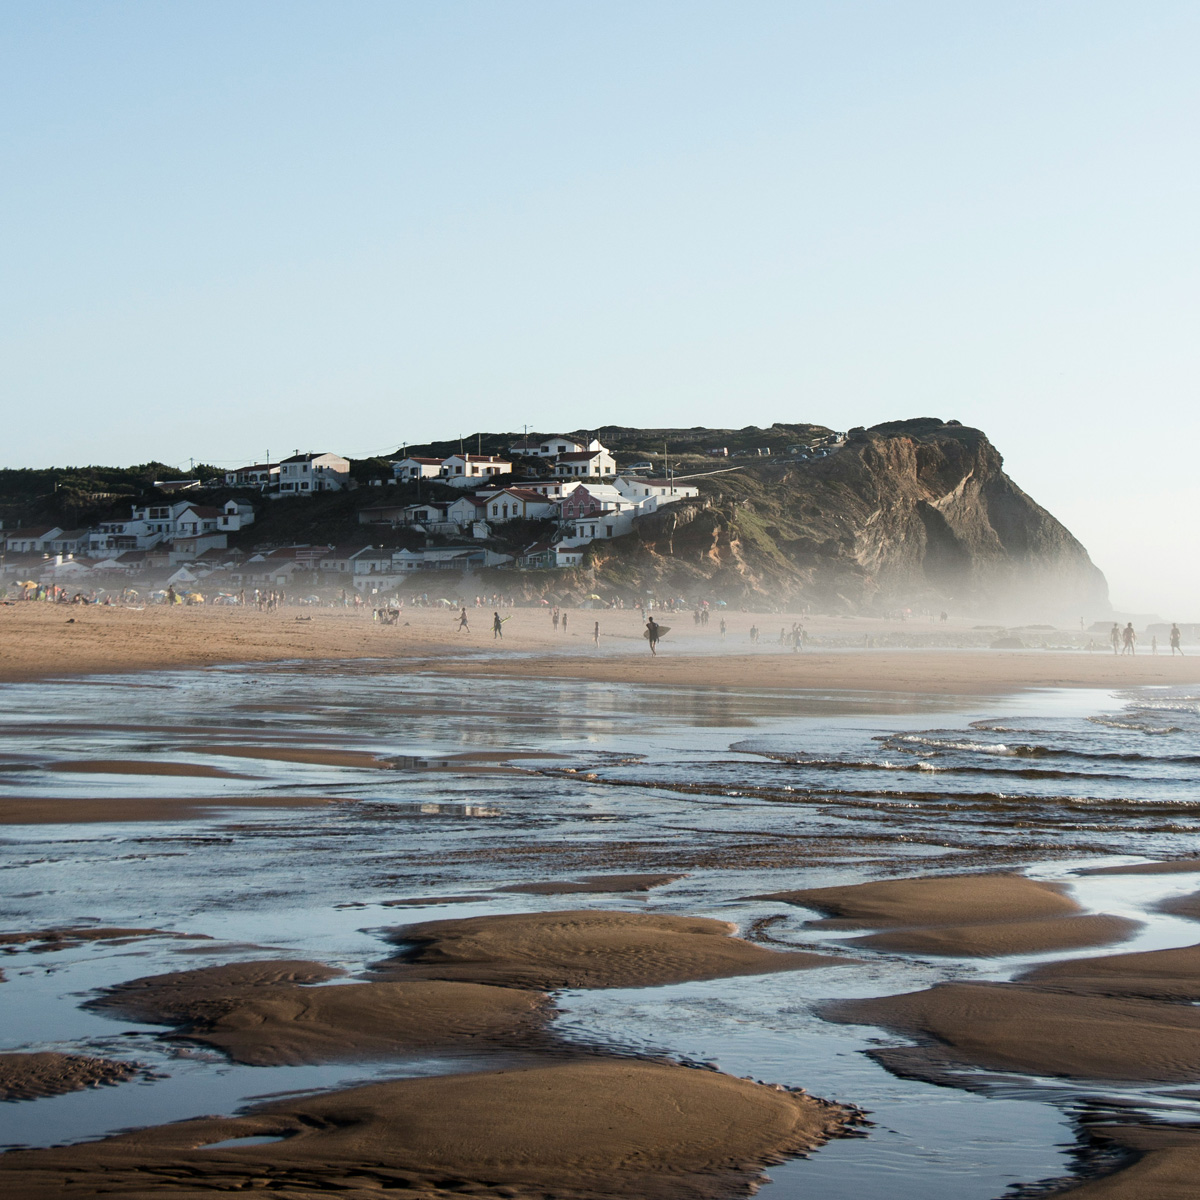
[
  {"x1": 760, "y1": 872, "x2": 1140, "y2": 956},
  {"x1": 1021, "y1": 942, "x2": 1200, "y2": 1002},
  {"x1": 0, "y1": 1059, "x2": 855, "y2": 1200},
  {"x1": 0, "y1": 1053, "x2": 140, "y2": 1101},
  {"x1": 495, "y1": 872, "x2": 686, "y2": 895},
  {"x1": 92, "y1": 961, "x2": 551, "y2": 1065},
  {"x1": 0, "y1": 927, "x2": 207, "y2": 951},
  {"x1": 764, "y1": 872, "x2": 1082, "y2": 926},
  {"x1": 0, "y1": 794, "x2": 354, "y2": 824},
  {"x1": 4, "y1": 630, "x2": 1200, "y2": 1195},
  {"x1": 1057, "y1": 1124, "x2": 1200, "y2": 1198},
  {"x1": 826, "y1": 981, "x2": 1200, "y2": 1082},
  {"x1": 1075, "y1": 859, "x2": 1200, "y2": 876},
  {"x1": 846, "y1": 912, "x2": 1140, "y2": 957},
  {"x1": 5, "y1": 602, "x2": 1200, "y2": 693},
  {"x1": 376, "y1": 909, "x2": 850, "y2": 989}
]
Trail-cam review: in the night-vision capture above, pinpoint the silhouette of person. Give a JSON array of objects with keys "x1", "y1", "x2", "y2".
[{"x1": 646, "y1": 617, "x2": 660, "y2": 656}]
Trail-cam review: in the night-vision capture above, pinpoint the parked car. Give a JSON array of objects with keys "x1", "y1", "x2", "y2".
[{"x1": 624, "y1": 461, "x2": 655, "y2": 472}]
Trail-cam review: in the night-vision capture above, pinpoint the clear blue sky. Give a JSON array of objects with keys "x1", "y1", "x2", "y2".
[{"x1": 2, "y1": 2, "x2": 1196, "y2": 613}]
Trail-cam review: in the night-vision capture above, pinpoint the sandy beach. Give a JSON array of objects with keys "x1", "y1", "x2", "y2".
[
  {"x1": 3, "y1": 601, "x2": 1199, "y2": 693},
  {"x1": 4, "y1": 606, "x2": 1200, "y2": 1197}
]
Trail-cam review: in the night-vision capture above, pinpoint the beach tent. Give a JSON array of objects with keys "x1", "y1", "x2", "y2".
[{"x1": 167, "y1": 567, "x2": 198, "y2": 585}]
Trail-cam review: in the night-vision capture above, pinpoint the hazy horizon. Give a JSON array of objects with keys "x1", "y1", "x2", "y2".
[{"x1": 3, "y1": 3, "x2": 1196, "y2": 614}]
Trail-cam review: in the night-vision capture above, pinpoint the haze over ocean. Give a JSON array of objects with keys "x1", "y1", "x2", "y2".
[{"x1": 2, "y1": 2, "x2": 1196, "y2": 612}]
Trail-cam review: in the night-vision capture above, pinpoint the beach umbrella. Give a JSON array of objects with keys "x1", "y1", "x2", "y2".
[{"x1": 587, "y1": 594, "x2": 602, "y2": 600}]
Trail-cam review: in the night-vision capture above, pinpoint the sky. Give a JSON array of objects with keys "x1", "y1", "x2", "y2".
[{"x1": 2, "y1": 2, "x2": 1196, "y2": 614}]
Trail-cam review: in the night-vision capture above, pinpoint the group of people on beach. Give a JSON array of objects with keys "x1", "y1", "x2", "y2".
[{"x1": 1109, "y1": 623, "x2": 1185, "y2": 656}]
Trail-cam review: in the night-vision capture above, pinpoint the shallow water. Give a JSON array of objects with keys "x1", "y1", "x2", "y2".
[{"x1": 2, "y1": 666, "x2": 1200, "y2": 1196}]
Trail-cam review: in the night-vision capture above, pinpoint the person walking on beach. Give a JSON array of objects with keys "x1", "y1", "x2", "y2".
[
  {"x1": 1122, "y1": 623, "x2": 1136, "y2": 655},
  {"x1": 1110, "y1": 624, "x2": 1121, "y2": 655},
  {"x1": 646, "y1": 616, "x2": 661, "y2": 656},
  {"x1": 457, "y1": 607, "x2": 470, "y2": 633},
  {"x1": 593, "y1": 620, "x2": 600, "y2": 648},
  {"x1": 1171, "y1": 624, "x2": 1184, "y2": 655},
  {"x1": 749, "y1": 624, "x2": 759, "y2": 644},
  {"x1": 493, "y1": 612, "x2": 503, "y2": 639},
  {"x1": 719, "y1": 616, "x2": 726, "y2": 640},
  {"x1": 562, "y1": 611, "x2": 568, "y2": 634},
  {"x1": 552, "y1": 607, "x2": 559, "y2": 632}
]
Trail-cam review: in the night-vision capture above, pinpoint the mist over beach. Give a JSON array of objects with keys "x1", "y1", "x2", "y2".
[{"x1": 3, "y1": 5, "x2": 1200, "y2": 1200}]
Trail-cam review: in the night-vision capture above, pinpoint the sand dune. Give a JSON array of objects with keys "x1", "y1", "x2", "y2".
[
  {"x1": 0, "y1": 1059, "x2": 855, "y2": 1200},
  {"x1": 378, "y1": 909, "x2": 849, "y2": 989}
]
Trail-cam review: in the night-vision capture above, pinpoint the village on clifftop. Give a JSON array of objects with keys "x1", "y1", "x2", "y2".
[{"x1": 1, "y1": 432, "x2": 820, "y2": 601}]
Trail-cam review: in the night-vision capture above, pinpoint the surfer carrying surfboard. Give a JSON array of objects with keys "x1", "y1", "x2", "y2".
[{"x1": 646, "y1": 616, "x2": 662, "y2": 655}]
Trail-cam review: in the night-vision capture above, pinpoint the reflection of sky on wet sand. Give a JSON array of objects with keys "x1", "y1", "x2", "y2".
[{"x1": 2, "y1": 667, "x2": 1200, "y2": 1197}]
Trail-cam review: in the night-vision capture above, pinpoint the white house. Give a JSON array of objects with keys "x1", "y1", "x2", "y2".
[
  {"x1": 392, "y1": 457, "x2": 444, "y2": 483},
  {"x1": 479, "y1": 479, "x2": 573, "y2": 500},
  {"x1": 218, "y1": 500, "x2": 255, "y2": 532},
  {"x1": 554, "y1": 544, "x2": 586, "y2": 568},
  {"x1": 45, "y1": 529, "x2": 89, "y2": 555},
  {"x1": 87, "y1": 500, "x2": 227, "y2": 558},
  {"x1": 446, "y1": 496, "x2": 489, "y2": 527},
  {"x1": 613, "y1": 476, "x2": 701, "y2": 502},
  {"x1": 225, "y1": 463, "x2": 279, "y2": 488},
  {"x1": 277, "y1": 452, "x2": 351, "y2": 495},
  {"x1": 559, "y1": 508, "x2": 637, "y2": 547},
  {"x1": 169, "y1": 532, "x2": 228, "y2": 564},
  {"x1": 440, "y1": 454, "x2": 511, "y2": 487},
  {"x1": 509, "y1": 435, "x2": 586, "y2": 459},
  {"x1": 3, "y1": 526, "x2": 64, "y2": 553},
  {"x1": 552, "y1": 446, "x2": 617, "y2": 478},
  {"x1": 480, "y1": 488, "x2": 557, "y2": 522}
]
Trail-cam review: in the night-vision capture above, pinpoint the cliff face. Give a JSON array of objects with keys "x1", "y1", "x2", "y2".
[{"x1": 591, "y1": 418, "x2": 1107, "y2": 618}]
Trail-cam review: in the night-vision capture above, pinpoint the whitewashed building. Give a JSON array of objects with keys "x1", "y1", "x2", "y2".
[
  {"x1": 440, "y1": 454, "x2": 511, "y2": 487},
  {"x1": 509, "y1": 435, "x2": 586, "y2": 458},
  {"x1": 613, "y1": 476, "x2": 700, "y2": 502},
  {"x1": 277, "y1": 452, "x2": 351, "y2": 494},
  {"x1": 392, "y1": 457, "x2": 444, "y2": 483},
  {"x1": 551, "y1": 446, "x2": 617, "y2": 478}
]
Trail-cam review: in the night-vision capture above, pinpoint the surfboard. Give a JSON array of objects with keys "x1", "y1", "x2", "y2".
[{"x1": 643, "y1": 624, "x2": 671, "y2": 639}]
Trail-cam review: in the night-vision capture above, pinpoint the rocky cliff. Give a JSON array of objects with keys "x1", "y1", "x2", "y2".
[{"x1": 590, "y1": 418, "x2": 1107, "y2": 618}]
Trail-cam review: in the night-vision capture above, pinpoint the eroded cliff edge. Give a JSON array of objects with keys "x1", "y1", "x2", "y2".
[{"x1": 595, "y1": 418, "x2": 1108, "y2": 618}]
